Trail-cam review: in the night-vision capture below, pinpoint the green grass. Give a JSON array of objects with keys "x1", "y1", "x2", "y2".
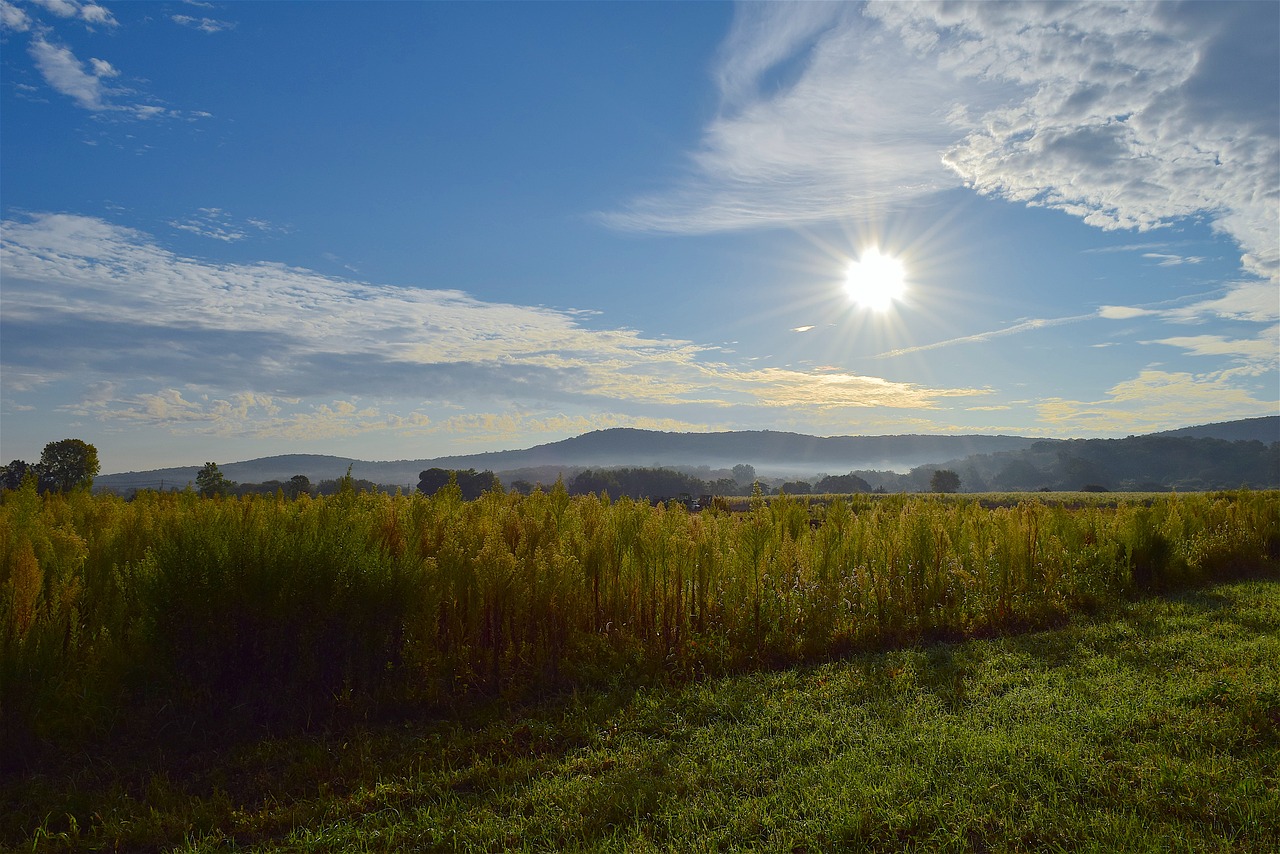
[{"x1": 5, "y1": 577, "x2": 1277, "y2": 853}]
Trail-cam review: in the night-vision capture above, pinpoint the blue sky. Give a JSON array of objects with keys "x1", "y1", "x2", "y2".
[{"x1": 1, "y1": 1, "x2": 1276, "y2": 474}]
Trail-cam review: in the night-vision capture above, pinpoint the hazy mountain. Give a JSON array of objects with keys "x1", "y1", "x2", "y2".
[
  {"x1": 1151, "y1": 415, "x2": 1278, "y2": 443},
  {"x1": 96, "y1": 417, "x2": 1279, "y2": 493},
  {"x1": 422, "y1": 429, "x2": 1044, "y2": 474},
  {"x1": 97, "y1": 455, "x2": 419, "y2": 494}
]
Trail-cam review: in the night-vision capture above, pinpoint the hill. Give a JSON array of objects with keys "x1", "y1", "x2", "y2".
[
  {"x1": 96, "y1": 432, "x2": 1047, "y2": 492},
  {"x1": 1152, "y1": 415, "x2": 1278, "y2": 443},
  {"x1": 94, "y1": 417, "x2": 1279, "y2": 494},
  {"x1": 421, "y1": 429, "x2": 1043, "y2": 474}
]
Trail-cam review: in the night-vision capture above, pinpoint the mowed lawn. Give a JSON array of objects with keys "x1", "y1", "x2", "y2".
[{"x1": 8, "y1": 578, "x2": 1278, "y2": 853}]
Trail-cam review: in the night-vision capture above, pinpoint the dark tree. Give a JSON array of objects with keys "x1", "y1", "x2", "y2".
[
  {"x1": 930, "y1": 469, "x2": 961, "y2": 493},
  {"x1": 1, "y1": 460, "x2": 34, "y2": 491},
  {"x1": 732, "y1": 463, "x2": 757, "y2": 485},
  {"x1": 815, "y1": 472, "x2": 872, "y2": 494},
  {"x1": 286, "y1": 474, "x2": 312, "y2": 499},
  {"x1": 195, "y1": 462, "x2": 234, "y2": 497},
  {"x1": 38, "y1": 439, "x2": 100, "y2": 492},
  {"x1": 707, "y1": 477, "x2": 743, "y2": 495},
  {"x1": 417, "y1": 468, "x2": 498, "y2": 500}
]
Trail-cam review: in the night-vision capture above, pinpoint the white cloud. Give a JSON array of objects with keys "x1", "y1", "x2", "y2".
[
  {"x1": 171, "y1": 14, "x2": 234, "y2": 34},
  {"x1": 609, "y1": 2, "x2": 1278, "y2": 283},
  {"x1": 1, "y1": 213, "x2": 986, "y2": 438},
  {"x1": 602, "y1": 5, "x2": 977, "y2": 233},
  {"x1": 0, "y1": 1, "x2": 32, "y2": 31},
  {"x1": 1163, "y1": 282, "x2": 1280, "y2": 325},
  {"x1": 28, "y1": 36, "x2": 115, "y2": 110},
  {"x1": 1142, "y1": 253, "x2": 1204, "y2": 267},
  {"x1": 1038, "y1": 368, "x2": 1277, "y2": 435},
  {"x1": 8, "y1": 2, "x2": 192, "y2": 119},
  {"x1": 873, "y1": 0, "x2": 1278, "y2": 281},
  {"x1": 1099, "y1": 305, "x2": 1154, "y2": 320},
  {"x1": 168, "y1": 208, "x2": 284, "y2": 243},
  {"x1": 29, "y1": 0, "x2": 115, "y2": 27},
  {"x1": 87, "y1": 56, "x2": 117, "y2": 78},
  {"x1": 1149, "y1": 326, "x2": 1279, "y2": 374}
]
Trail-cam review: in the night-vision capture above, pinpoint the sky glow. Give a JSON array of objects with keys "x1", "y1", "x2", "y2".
[{"x1": 0, "y1": 1, "x2": 1276, "y2": 473}]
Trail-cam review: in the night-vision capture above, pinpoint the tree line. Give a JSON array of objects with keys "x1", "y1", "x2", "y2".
[
  {"x1": 413, "y1": 464, "x2": 961, "y2": 500},
  {"x1": 1, "y1": 439, "x2": 100, "y2": 493},
  {"x1": 193, "y1": 462, "x2": 404, "y2": 499}
]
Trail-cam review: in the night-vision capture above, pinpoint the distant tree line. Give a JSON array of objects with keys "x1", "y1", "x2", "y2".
[
  {"x1": 192, "y1": 462, "x2": 406, "y2": 499},
  {"x1": 413, "y1": 463, "x2": 896, "y2": 502},
  {"x1": 933, "y1": 435, "x2": 1280, "y2": 493}
]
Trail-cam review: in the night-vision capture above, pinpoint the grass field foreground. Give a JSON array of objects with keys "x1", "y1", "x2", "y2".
[
  {"x1": 4, "y1": 485, "x2": 1277, "y2": 764},
  {"x1": 4, "y1": 577, "x2": 1277, "y2": 852}
]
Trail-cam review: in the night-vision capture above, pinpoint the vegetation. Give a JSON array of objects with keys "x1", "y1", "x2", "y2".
[
  {"x1": 3, "y1": 478, "x2": 1276, "y2": 770},
  {"x1": 418, "y1": 467, "x2": 500, "y2": 500},
  {"x1": 930, "y1": 469, "x2": 961, "y2": 493},
  {"x1": 3, "y1": 578, "x2": 1276, "y2": 852},
  {"x1": 196, "y1": 462, "x2": 235, "y2": 498},
  {"x1": 1, "y1": 439, "x2": 100, "y2": 493},
  {"x1": 921, "y1": 434, "x2": 1279, "y2": 493},
  {"x1": 814, "y1": 471, "x2": 873, "y2": 494}
]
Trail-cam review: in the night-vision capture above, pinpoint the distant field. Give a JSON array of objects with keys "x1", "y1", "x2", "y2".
[
  {"x1": 4, "y1": 578, "x2": 1277, "y2": 852},
  {"x1": 711, "y1": 490, "x2": 1188, "y2": 514}
]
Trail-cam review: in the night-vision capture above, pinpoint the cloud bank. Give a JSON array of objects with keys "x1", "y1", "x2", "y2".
[{"x1": 1, "y1": 214, "x2": 986, "y2": 444}]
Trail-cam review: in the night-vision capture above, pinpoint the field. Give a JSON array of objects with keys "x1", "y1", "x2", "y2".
[{"x1": 2, "y1": 482, "x2": 1277, "y2": 851}]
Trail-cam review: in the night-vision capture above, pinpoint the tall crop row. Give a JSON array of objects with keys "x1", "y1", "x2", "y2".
[{"x1": 2, "y1": 481, "x2": 1276, "y2": 765}]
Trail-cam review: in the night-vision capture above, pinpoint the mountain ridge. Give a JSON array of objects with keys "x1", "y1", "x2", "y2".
[{"x1": 95, "y1": 416, "x2": 1279, "y2": 492}]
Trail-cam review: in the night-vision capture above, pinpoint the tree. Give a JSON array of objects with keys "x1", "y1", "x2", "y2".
[
  {"x1": 38, "y1": 439, "x2": 99, "y2": 492},
  {"x1": 930, "y1": 469, "x2": 961, "y2": 493},
  {"x1": 815, "y1": 472, "x2": 873, "y2": 494},
  {"x1": 1, "y1": 460, "x2": 34, "y2": 491},
  {"x1": 732, "y1": 463, "x2": 756, "y2": 485},
  {"x1": 286, "y1": 474, "x2": 312, "y2": 499},
  {"x1": 195, "y1": 462, "x2": 234, "y2": 497},
  {"x1": 417, "y1": 468, "x2": 498, "y2": 500}
]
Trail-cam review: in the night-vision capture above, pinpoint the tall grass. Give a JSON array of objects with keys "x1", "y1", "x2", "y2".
[{"x1": 2, "y1": 481, "x2": 1276, "y2": 767}]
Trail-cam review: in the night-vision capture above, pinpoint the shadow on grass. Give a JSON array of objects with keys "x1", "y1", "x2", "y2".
[{"x1": 4, "y1": 577, "x2": 1278, "y2": 853}]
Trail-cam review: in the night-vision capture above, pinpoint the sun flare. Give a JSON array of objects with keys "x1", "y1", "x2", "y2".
[{"x1": 844, "y1": 249, "x2": 906, "y2": 311}]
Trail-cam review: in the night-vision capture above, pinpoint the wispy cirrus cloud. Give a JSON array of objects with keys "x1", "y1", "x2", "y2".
[
  {"x1": 875, "y1": 313, "x2": 1097, "y2": 359},
  {"x1": 607, "y1": 1, "x2": 1278, "y2": 284},
  {"x1": 171, "y1": 13, "x2": 234, "y2": 34},
  {"x1": 1142, "y1": 253, "x2": 1205, "y2": 267},
  {"x1": 1, "y1": 213, "x2": 987, "y2": 442},
  {"x1": 601, "y1": 4, "x2": 975, "y2": 234},
  {"x1": 168, "y1": 208, "x2": 285, "y2": 242}
]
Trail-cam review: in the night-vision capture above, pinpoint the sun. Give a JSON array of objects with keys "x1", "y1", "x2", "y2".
[{"x1": 844, "y1": 248, "x2": 907, "y2": 311}]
